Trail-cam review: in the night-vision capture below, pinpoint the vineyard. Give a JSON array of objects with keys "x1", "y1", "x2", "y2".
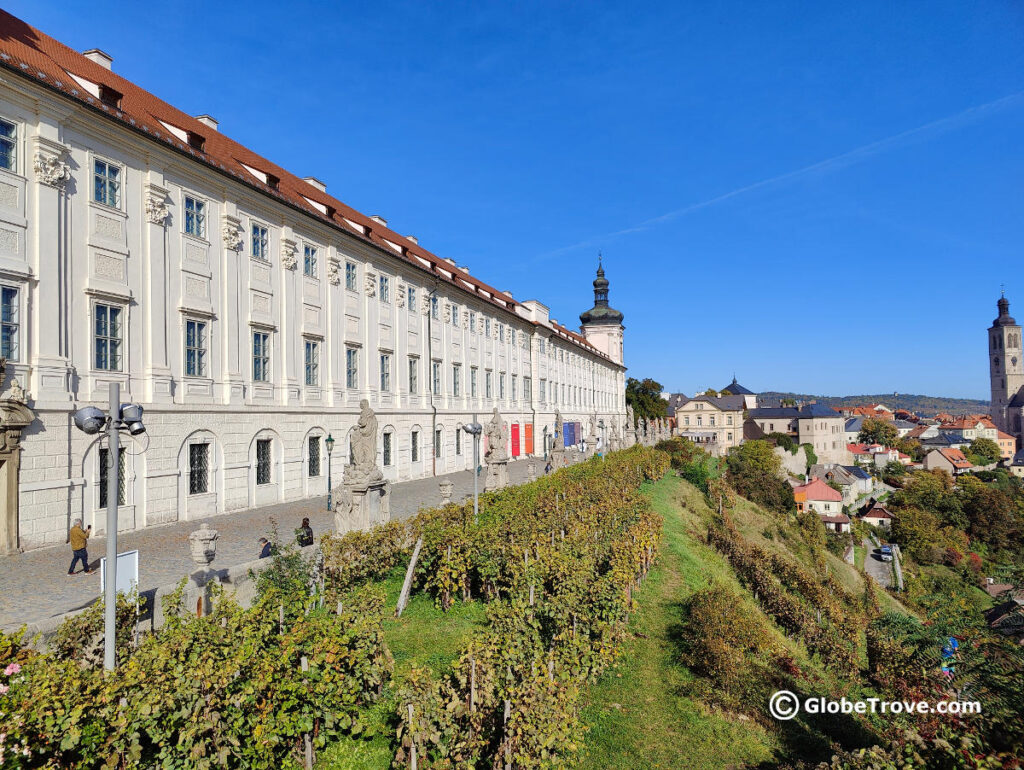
[{"x1": 0, "y1": 446, "x2": 668, "y2": 769}]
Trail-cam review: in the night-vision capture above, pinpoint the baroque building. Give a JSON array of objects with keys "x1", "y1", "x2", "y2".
[
  {"x1": 0, "y1": 11, "x2": 627, "y2": 552},
  {"x1": 988, "y1": 293, "x2": 1024, "y2": 444}
]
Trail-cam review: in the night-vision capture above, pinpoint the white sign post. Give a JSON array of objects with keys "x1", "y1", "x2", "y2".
[{"x1": 99, "y1": 549, "x2": 139, "y2": 595}]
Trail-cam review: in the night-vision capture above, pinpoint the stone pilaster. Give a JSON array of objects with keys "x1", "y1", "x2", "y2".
[
  {"x1": 220, "y1": 213, "x2": 245, "y2": 403},
  {"x1": 142, "y1": 181, "x2": 174, "y2": 403},
  {"x1": 29, "y1": 136, "x2": 73, "y2": 403}
]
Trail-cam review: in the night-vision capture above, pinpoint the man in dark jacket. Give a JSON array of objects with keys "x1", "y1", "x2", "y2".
[
  {"x1": 296, "y1": 518, "x2": 314, "y2": 547},
  {"x1": 258, "y1": 538, "x2": 273, "y2": 559}
]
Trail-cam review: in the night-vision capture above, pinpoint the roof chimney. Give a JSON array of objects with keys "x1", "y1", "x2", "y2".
[
  {"x1": 196, "y1": 115, "x2": 219, "y2": 131},
  {"x1": 83, "y1": 48, "x2": 113, "y2": 70},
  {"x1": 405, "y1": 235, "x2": 418, "y2": 244},
  {"x1": 303, "y1": 176, "x2": 327, "y2": 193},
  {"x1": 369, "y1": 215, "x2": 387, "y2": 227},
  {"x1": 458, "y1": 265, "x2": 469, "y2": 273}
]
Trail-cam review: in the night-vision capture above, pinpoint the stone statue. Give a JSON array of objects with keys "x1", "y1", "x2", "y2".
[
  {"x1": 626, "y1": 403, "x2": 635, "y2": 430},
  {"x1": 485, "y1": 408, "x2": 508, "y2": 463},
  {"x1": 188, "y1": 522, "x2": 219, "y2": 566},
  {"x1": 333, "y1": 484, "x2": 353, "y2": 532},
  {"x1": 346, "y1": 399, "x2": 383, "y2": 486},
  {"x1": 553, "y1": 410, "x2": 563, "y2": 448},
  {"x1": 7, "y1": 378, "x2": 26, "y2": 404}
]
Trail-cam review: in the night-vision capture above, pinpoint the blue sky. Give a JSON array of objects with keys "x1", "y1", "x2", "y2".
[{"x1": 11, "y1": 1, "x2": 1024, "y2": 398}]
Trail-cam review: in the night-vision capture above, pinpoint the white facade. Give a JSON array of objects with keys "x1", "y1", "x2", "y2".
[{"x1": 0, "y1": 47, "x2": 626, "y2": 551}]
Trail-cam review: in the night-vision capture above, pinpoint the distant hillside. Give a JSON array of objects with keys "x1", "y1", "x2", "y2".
[{"x1": 756, "y1": 392, "x2": 990, "y2": 417}]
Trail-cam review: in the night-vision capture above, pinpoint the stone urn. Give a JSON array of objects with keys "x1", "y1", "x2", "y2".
[
  {"x1": 189, "y1": 522, "x2": 219, "y2": 566},
  {"x1": 439, "y1": 479, "x2": 454, "y2": 505}
]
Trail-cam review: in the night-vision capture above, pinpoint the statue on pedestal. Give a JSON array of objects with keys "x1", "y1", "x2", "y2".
[
  {"x1": 484, "y1": 408, "x2": 509, "y2": 491},
  {"x1": 345, "y1": 399, "x2": 383, "y2": 487}
]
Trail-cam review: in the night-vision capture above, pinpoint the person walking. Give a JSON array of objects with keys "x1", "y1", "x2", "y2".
[
  {"x1": 67, "y1": 519, "x2": 93, "y2": 576},
  {"x1": 544, "y1": 460, "x2": 553, "y2": 475},
  {"x1": 296, "y1": 517, "x2": 314, "y2": 547}
]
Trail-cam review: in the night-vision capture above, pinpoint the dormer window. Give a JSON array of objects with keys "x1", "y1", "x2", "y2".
[
  {"x1": 187, "y1": 131, "x2": 205, "y2": 152},
  {"x1": 98, "y1": 84, "x2": 122, "y2": 109},
  {"x1": 266, "y1": 173, "x2": 280, "y2": 190}
]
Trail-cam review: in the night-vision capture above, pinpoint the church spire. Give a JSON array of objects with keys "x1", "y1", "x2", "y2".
[
  {"x1": 995, "y1": 292, "x2": 1016, "y2": 326},
  {"x1": 580, "y1": 255, "x2": 623, "y2": 326}
]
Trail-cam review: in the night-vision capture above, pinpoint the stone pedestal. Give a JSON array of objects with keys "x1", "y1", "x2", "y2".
[
  {"x1": 484, "y1": 460, "x2": 509, "y2": 492},
  {"x1": 527, "y1": 461, "x2": 536, "y2": 482},
  {"x1": 550, "y1": 447, "x2": 566, "y2": 469},
  {"x1": 333, "y1": 480, "x2": 390, "y2": 534},
  {"x1": 439, "y1": 479, "x2": 454, "y2": 505}
]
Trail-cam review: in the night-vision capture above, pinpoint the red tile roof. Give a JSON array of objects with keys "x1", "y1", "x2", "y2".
[
  {"x1": 937, "y1": 448, "x2": 972, "y2": 469},
  {"x1": 863, "y1": 505, "x2": 893, "y2": 520},
  {"x1": 820, "y1": 513, "x2": 851, "y2": 524},
  {"x1": 793, "y1": 477, "x2": 844, "y2": 502},
  {"x1": 0, "y1": 10, "x2": 613, "y2": 362}
]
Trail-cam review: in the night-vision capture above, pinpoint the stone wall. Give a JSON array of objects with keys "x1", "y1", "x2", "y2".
[{"x1": 774, "y1": 445, "x2": 809, "y2": 478}]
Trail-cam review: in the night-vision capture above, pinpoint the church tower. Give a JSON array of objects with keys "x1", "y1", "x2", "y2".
[
  {"x1": 988, "y1": 293, "x2": 1024, "y2": 440},
  {"x1": 580, "y1": 258, "x2": 625, "y2": 365}
]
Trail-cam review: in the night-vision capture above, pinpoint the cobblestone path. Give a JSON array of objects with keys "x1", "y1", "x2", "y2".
[{"x1": 0, "y1": 454, "x2": 574, "y2": 630}]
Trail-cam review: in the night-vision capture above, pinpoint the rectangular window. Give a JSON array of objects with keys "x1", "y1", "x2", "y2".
[
  {"x1": 408, "y1": 357, "x2": 418, "y2": 394},
  {"x1": 93, "y1": 159, "x2": 121, "y2": 207},
  {"x1": 485, "y1": 371, "x2": 493, "y2": 399},
  {"x1": 485, "y1": 318, "x2": 491, "y2": 336},
  {"x1": 185, "y1": 319, "x2": 207, "y2": 377},
  {"x1": 94, "y1": 304, "x2": 123, "y2": 371},
  {"x1": 407, "y1": 286, "x2": 416, "y2": 310},
  {"x1": 256, "y1": 439, "x2": 272, "y2": 485},
  {"x1": 430, "y1": 296, "x2": 439, "y2": 320},
  {"x1": 98, "y1": 447, "x2": 127, "y2": 507},
  {"x1": 498, "y1": 324, "x2": 505, "y2": 342},
  {"x1": 727, "y1": 415, "x2": 734, "y2": 426},
  {"x1": 345, "y1": 261, "x2": 358, "y2": 291},
  {"x1": 0, "y1": 119, "x2": 15, "y2": 171},
  {"x1": 539, "y1": 339, "x2": 546, "y2": 354},
  {"x1": 346, "y1": 347, "x2": 358, "y2": 389},
  {"x1": 303, "y1": 245, "x2": 318, "y2": 277},
  {"x1": 710, "y1": 415, "x2": 716, "y2": 427},
  {"x1": 383, "y1": 432, "x2": 393, "y2": 466},
  {"x1": 304, "y1": 339, "x2": 319, "y2": 386},
  {"x1": 434, "y1": 428, "x2": 442, "y2": 458},
  {"x1": 308, "y1": 436, "x2": 321, "y2": 477},
  {"x1": 432, "y1": 361, "x2": 441, "y2": 394},
  {"x1": 456, "y1": 427, "x2": 462, "y2": 456},
  {"x1": 380, "y1": 353, "x2": 391, "y2": 392},
  {"x1": 251, "y1": 223, "x2": 269, "y2": 260},
  {"x1": 411, "y1": 430, "x2": 419, "y2": 462},
  {"x1": 453, "y1": 364, "x2": 462, "y2": 397},
  {"x1": 540, "y1": 379, "x2": 546, "y2": 402},
  {"x1": 451, "y1": 303, "x2": 459, "y2": 326},
  {"x1": 184, "y1": 195, "x2": 206, "y2": 238},
  {"x1": 188, "y1": 443, "x2": 209, "y2": 495},
  {"x1": 470, "y1": 366, "x2": 478, "y2": 397},
  {"x1": 499, "y1": 373, "x2": 506, "y2": 399},
  {"x1": 469, "y1": 311, "x2": 476, "y2": 333},
  {"x1": 0, "y1": 286, "x2": 18, "y2": 361},
  {"x1": 524, "y1": 377, "x2": 532, "y2": 401},
  {"x1": 511, "y1": 375, "x2": 517, "y2": 401},
  {"x1": 379, "y1": 275, "x2": 390, "y2": 303},
  {"x1": 252, "y1": 331, "x2": 270, "y2": 381}
]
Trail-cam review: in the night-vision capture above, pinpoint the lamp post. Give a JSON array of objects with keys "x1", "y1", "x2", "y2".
[
  {"x1": 325, "y1": 433, "x2": 335, "y2": 511},
  {"x1": 72, "y1": 382, "x2": 146, "y2": 671},
  {"x1": 462, "y1": 416, "x2": 482, "y2": 524}
]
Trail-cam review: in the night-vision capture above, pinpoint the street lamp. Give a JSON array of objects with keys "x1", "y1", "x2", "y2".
[
  {"x1": 325, "y1": 433, "x2": 335, "y2": 511},
  {"x1": 72, "y1": 382, "x2": 146, "y2": 671},
  {"x1": 462, "y1": 416, "x2": 483, "y2": 524}
]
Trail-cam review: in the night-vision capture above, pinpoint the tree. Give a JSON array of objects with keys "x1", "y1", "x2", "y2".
[
  {"x1": 625, "y1": 377, "x2": 668, "y2": 422},
  {"x1": 725, "y1": 440, "x2": 795, "y2": 515},
  {"x1": 858, "y1": 417, "x2": 898, "y2": 447},
  {"x1": 966, "y1": 437, "x2": 1001, "y2": 466}
]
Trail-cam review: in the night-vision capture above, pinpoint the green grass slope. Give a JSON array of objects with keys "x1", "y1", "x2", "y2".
[{"x1": 579, "y1": 474, "x2": 909, "y2": 768}]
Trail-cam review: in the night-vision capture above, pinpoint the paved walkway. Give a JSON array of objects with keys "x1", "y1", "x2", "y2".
[
  {"x1": 1, "y1": 454, "x2": 577, "y2": 630},
  {"x1": 862, "y1": 536, "x2": 892, "y2": 589}
]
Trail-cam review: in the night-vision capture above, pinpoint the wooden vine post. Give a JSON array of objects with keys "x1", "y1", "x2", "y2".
[
  {"x1": 301, "y1": 655, "x2": 313, "y2": 769},
  {"x1": 408, "y1": 703, "x2": 417, "y2": 770},
  {"x1": 396, "y1": 537, "x2": 424, "y2": 618}
]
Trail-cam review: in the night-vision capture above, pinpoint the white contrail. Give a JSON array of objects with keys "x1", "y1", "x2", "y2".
[{"x1": 540, "y1": 92, "x2": 1024, "y2": 258}]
